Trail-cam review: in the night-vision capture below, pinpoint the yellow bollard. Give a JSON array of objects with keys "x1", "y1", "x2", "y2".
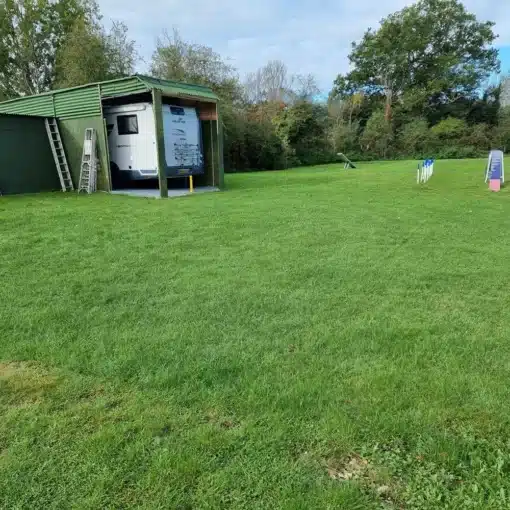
[{"x1": 189, "y1": 175, "x2": 194, "y2": 193}]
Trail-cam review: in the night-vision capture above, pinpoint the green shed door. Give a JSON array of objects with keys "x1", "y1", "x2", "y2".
[{"x1": 0, "y1": 115, "x2": 59, "y2": 195}]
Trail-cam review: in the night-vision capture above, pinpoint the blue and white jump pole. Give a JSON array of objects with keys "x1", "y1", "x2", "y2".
[{"x1": 417, "y1": 159, "x2": 434, "y2": 183}]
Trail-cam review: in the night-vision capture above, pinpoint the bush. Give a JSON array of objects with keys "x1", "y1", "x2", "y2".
[
  {"x1": 430, "y1": 117, "x2": 468, "y2": 143},
  {"x1": 223, "y1": 104, "x2": 495, "y2": 172},
  {"x1": 223, "y1": 109, "x2": 286, "y2": 172},
  {"x1": 434, "y1": 145, "x2": 481, "y2": 159},
  {"x1": 274, "y1": 101, "x2": 334, "y2": 167},
  {"x1": 462, "y1": 123, "x2": 491, "y2": 152},
  {"x1": 397, "y1": 118, "x2": 431, "y2": 157},
  {"x1": 330, "y1": 120, "x2": 361, "y2": 157},
  {"x1": 492, "y1": 107, "x2": 510, "y2": 152},
  {"x1": 360, "y1": 111, "x2": 394, "y2": 159}
]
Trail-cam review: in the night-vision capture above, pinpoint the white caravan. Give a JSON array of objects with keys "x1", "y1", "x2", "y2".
[{"x1": 104, "y1": 102, "x2": 204, "y2": 182}]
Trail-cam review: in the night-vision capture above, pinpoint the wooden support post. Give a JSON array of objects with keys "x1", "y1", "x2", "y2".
[
  {"x1": 215, "y1": 103, "x2": 225, "y2": 189},
  {"x1": 102, "y1": 118, "x2": 112, "y2": 191},
  {"x1": 210, "y1": 120, "x2": 215, "y2": 187},
  {"x1": 98, "y1": 84, "x2": 112, "y2": 192},
  {"x1": 152, "y1": 89, "x2": 168, "y2": 198}
]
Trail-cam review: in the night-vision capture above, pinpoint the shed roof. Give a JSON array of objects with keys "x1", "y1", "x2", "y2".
[{"x1": 0, "y1": 75, "x2": 218, "y2": 119}]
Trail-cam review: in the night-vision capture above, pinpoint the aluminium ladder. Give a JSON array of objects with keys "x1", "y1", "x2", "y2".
[
  {"x1": 78, "y1": 128, "x2": 98, "y2": 193},
  {"x1": 45, "y1": 118, "x2": 74, "y2": 191}
]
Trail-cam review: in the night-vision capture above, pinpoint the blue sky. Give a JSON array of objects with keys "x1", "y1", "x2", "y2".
[
  {"x1": 99, "y1": 0, "x2": 510, "y2": 93},
  {"x1": 499, "y1": 47, "x2": 510, "y2": 74}
]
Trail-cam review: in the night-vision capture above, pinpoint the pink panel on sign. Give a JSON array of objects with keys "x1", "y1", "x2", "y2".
[{"x1": 490, "y1": 179, "x2": 501, "y2": 192}]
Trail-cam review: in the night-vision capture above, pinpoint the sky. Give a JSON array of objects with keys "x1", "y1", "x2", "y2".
[{"x1": 99, "y1": 0, "x2": 510, "y2": 93}]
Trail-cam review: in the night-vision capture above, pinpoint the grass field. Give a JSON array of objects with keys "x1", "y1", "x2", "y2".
[{"x1": 2, "y1": 159, "x2": 510, "y2": 509}]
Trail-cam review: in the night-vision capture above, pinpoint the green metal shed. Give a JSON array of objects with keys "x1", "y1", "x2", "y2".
[{"x1": 0, "y1": 75, "x2": 223, "y2": 197}]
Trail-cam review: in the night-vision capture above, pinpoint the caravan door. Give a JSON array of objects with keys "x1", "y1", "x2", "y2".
[{"x1": 105, "y1": 103, "x2": 158, "y2": 179}]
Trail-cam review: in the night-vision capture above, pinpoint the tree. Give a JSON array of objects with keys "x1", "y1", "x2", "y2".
[
  {"x1": 331, "y1": 0, "x2": 499, "y2": 121},
  {"x1": 54, "y1": 18, "x2": 107, "y2": 87},
  {"x1": 274, "y1": 101, "x2": 332, "y2": 166},
  {"x1": 466, "y1": 84, "x2": 500, "y2": 127},
  {"x1": 493, "y1": 107, "x2": 510, "y2": 152},
  {"x1": 245, "y1": 60, "x2": 289, "y2": 103},
  {"x1": 330, "y1": 119, "x2": 360, "y2": 156},
  {"x1": 292, "y1": 73, "x2": 319, "y2": 102},
  {"x1": 104, "y1": 21, "x2": 136, "y2": 79},
  {"x1": 360, "y1": 110, "x2": 394, "y2": 158},
  {"x1": 430, "y1": 117, "x2": 467, "y2": 142},
  {"x1": 329, "y1": 93, "x2": 364, "y2": 127},
  {"x1": 501, "y1": 76, "x2": 510, "y2": 108},
  {"x1": 463, "y1": 122, "x2": 490, "y2": 151},
  {"x1": 150, "y1": 29, "x2": 241, "y2": 102},
  {"x1": 0, "y1": 0, "x2": 99, "y2": 97},
  {"x1": 54, "y1": 20, "x2": 136, "y2": 88},
  {"x1": 398, "y1": 118, "x2": 431, "y2": 157},
  {"x1": 245, "y1": 60, "x2": 319, "y2": 104}
]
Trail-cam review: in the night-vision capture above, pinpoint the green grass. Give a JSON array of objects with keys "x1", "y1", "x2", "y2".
[{"x1": 2, "y1": 159, "x2": 510, "y2": 509}]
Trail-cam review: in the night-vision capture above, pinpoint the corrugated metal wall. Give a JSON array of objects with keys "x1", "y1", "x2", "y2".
[
  {"x1": 58, "y1": 116, "x2": 110, "y2": 191},
  {"x1": 197, "y1": 120, "x2": 223, "y2": 188},
  {"x1": 139, "y1": 76, "x2": 218, "y2": 102},
  {"x1": 0, "y1": 115, "x2": 59, "y2": 194},
  {"x1": 199, "y1": 121, "x2": 213, "y2": 187},
  {"x1": 0, "y1": 76, "x2": 218, "y2": 119},
  {"x1": 54, "y1": 86, "x2": 101, "y2": 119},
  {"x1": 0, "y1": 78, "x2": 148, "y2": 120},
  {"x1": 0, "y1": 94, "x2": 54, "y2": 117},
  {"x1": 100, "y1": 79, "x2": 147, "y2": 98}
]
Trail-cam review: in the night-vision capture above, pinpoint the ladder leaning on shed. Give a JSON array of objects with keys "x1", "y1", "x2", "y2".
[
  {"x1": 45, "y1": 118, "x2": 74, "y2": 192},
  {"x1": 78, "y1": 128, "x2": 98, "y2": 194}
]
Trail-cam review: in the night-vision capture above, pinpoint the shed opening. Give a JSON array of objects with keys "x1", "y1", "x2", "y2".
[
  {"x1": 0, "y1": 75, "x2": 224, "y2": 197},
  {"x1": 101, "y1": 90, "x2": 221, "y2": 197}
]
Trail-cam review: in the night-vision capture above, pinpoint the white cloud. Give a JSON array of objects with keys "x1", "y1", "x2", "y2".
[{"x1": 99, "y1": 0, "x2": 510, "y2": 93}]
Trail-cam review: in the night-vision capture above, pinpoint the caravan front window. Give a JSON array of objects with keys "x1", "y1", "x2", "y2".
[{"x1": 117, "y1": 115, "x2": 139, "y2": 135}]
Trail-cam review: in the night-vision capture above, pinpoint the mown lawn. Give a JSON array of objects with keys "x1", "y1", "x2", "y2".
[{"x1": 2, "y1": 159, "x2": 510, "y2": 509}]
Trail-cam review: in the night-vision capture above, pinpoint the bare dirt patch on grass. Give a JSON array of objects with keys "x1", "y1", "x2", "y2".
[
  {"x1": 0, "y1": 361, "x2": 58, "y2": 407},
  {"x1": 326, "y1": 454, "x2": 394, "y2": 504}
]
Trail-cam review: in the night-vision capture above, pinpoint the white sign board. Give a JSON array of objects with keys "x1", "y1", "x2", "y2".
[{"x1": 162, "y1": 105, "x2": 204, "y2": 174}]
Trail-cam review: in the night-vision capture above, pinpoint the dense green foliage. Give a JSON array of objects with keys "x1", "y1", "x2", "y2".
[
  {"x1": 332, "y1": 0, "x2": 499, "y2": 118},
  {"x1": 3, "y1": 162, "x2": 510, "y2": 508},
  {"x1": 330, "y1": 0, "x2": 504, "y2": 162},
  {"x1": 0, "y1": 0, "x2": 509, "y2": 168},
  {"x1": 0, "y1": 0, "x2": 136, "y2": 95}
]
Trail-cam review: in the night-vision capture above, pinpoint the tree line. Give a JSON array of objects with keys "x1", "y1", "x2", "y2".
[{"x1": 1, "y1": 0, "x2": 509, "y2": 171}]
